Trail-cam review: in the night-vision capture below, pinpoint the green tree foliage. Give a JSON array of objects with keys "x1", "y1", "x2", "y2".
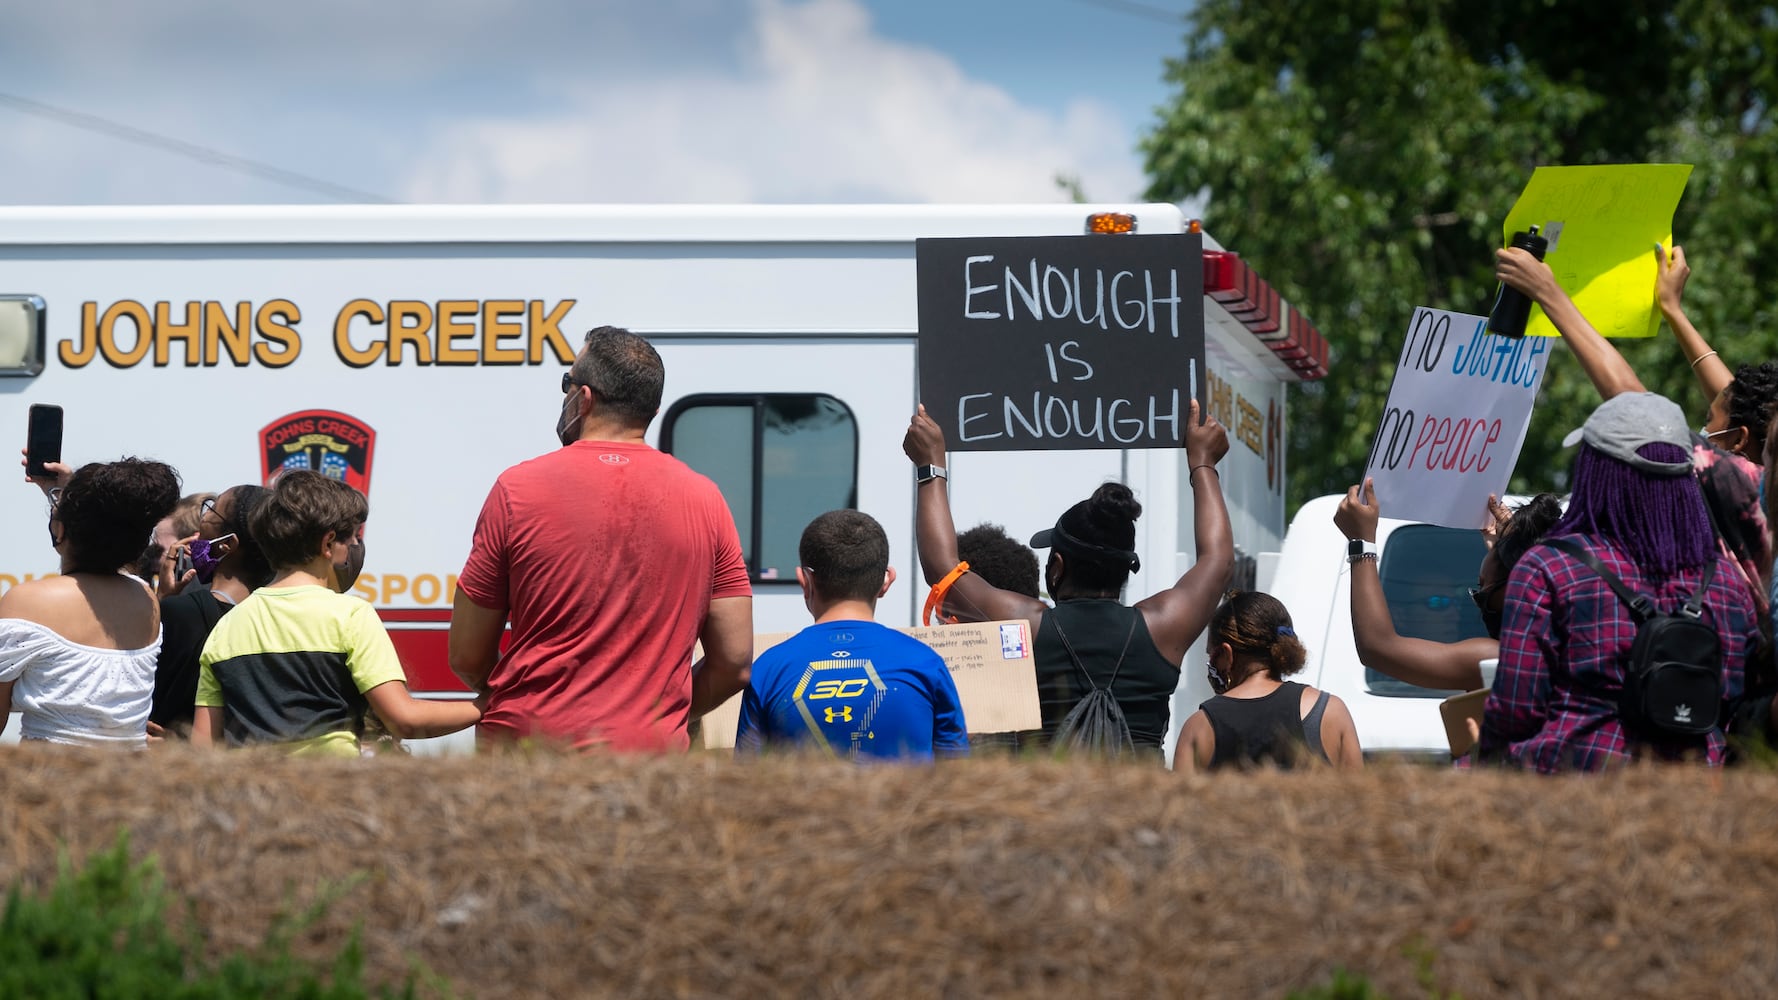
[{"x1": 1144, "y1": 0, "x2": 1778, "y2": 504}]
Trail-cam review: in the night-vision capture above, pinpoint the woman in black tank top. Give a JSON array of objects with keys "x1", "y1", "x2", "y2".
[
  {"x1": 903, "y1": 401, "x2": 1236, "y2": 762},
  {"x1": 1178, "y1": 592, "x2": 1363, "y2": 772}
]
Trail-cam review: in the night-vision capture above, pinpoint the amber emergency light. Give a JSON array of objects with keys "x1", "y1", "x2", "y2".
[{"x1": 1085, "y1": 212, "x2": 1137, "y2": 234}]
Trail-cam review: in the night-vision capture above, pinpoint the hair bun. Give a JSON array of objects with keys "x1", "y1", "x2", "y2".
[
  {"x1": 1211, "y1": 591, "x2": 1307, "y2": 679},
  {"x1": 1523, "y1": 493, "x2": 1562, "y2": 521},
  {"x1": 1087, "y1": 482, "x2": 1142, "y2": 525}
]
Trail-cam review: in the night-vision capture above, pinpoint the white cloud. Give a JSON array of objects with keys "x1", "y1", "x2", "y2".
[
  {"x1": 0, "y1": 0, "x2": 1146, "y2": 206},
  {"x1": 401, "y1": 0, "x2": 1146, "y2": 204}
]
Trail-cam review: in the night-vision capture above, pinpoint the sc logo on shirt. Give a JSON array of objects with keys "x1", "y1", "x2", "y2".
[{"x1": 806, "y1": 678, "x2": 870, "y2": 700}]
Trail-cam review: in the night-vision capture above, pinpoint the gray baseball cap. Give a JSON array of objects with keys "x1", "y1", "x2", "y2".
[{"x1": 1561, "y1": 392, "x2": 1693, "y2": 477}]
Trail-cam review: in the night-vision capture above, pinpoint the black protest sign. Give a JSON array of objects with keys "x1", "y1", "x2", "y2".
[{"x1": 916, "y1": 232, "x2": 1204, "y2": 452}]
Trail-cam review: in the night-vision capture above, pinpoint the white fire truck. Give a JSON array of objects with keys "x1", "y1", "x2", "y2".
[{"x1": 0, "y1": 204, "x2": 1327, "y2": 754}]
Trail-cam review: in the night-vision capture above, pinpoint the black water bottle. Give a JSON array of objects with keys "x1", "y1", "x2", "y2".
[{"x1": 1488, "y1": 224, "x2": 1549, "y2": 339}]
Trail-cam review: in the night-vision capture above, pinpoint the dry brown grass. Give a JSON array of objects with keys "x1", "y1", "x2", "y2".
[{"x1": 3, "y1": 746, "x2": 1777, "y2": 998}]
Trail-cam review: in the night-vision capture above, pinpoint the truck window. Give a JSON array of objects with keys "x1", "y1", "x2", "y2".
[
  {"x1": 1368, "y1": 524, "x2": 1490, "y2": 698},
  {"x1": 661, "y1": 394, "x2": 858, "y2": 583}
]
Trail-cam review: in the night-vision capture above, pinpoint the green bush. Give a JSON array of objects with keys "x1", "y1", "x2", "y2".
[
  {"x1": 1287, "y1": 939, "x2": 1461, "y2": 1000},
  {"x1": 1287, "y1": 969, "x2": 1391, "y2": 1000},
  {"x1": 0, "y1": 832, "x2": 428, "y2": 999}
]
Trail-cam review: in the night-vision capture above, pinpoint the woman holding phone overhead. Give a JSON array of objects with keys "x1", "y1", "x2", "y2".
[
  {"x1": 2, "y1": 457, "x2": 181, "y2": 748},
  {"x1": 903, "y1": 400, "x2": 1234, "y2": 762}
]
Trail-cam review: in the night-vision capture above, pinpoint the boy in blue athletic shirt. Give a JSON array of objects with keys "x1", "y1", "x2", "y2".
[{"x1": 736, "y1": 510, "x2": 968, "y2": 761}]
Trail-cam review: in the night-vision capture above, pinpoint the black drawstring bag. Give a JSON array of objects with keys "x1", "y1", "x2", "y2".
[{"x1": 1049, "y1": 615, "x2": 1138, "y2": 760}]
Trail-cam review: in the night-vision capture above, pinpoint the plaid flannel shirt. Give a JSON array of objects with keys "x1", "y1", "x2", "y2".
[
  {"x1": 1478, "y1": 531, "x2": 1758, "y2": 773},
  {"x1": 1692, "y1": 433, "x2": 1770, "y2": 616}
]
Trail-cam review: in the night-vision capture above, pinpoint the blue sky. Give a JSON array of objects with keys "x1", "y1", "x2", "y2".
[
  {"x1": 866, "y1": 0, "x2": 1189, "y2": 146},
  {"x1": 0, "y1": 0, "x2": 1192, "y2": 205}
]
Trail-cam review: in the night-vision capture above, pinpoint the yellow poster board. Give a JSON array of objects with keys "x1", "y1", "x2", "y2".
[{"x1": 1501, "y1": 164, "x2": 1692, "y2": 338}]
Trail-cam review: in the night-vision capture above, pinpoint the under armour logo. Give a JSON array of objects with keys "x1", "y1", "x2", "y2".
[
  {"x1": 824, "y1": 706, "x2": 853, "y2": 723},
  {"x1": 830, "y1": 650, "x2": 851, "y2": 658},
  {"x1": 1674, "y1": 704, "x2": 1692, "y2": 723},
  {"x1": 598, "y1": 453, "x2": 630, "y2": 465}
]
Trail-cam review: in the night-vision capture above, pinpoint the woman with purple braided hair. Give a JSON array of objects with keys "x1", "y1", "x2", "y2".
[{"x1": 1477, "y1": 393, "x2": 1760, "y2": 772}]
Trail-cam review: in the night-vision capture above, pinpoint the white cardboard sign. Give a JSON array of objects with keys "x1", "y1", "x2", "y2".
[{"x1": 1362, "y1": 307, "x2": 1548, "y2": 529}]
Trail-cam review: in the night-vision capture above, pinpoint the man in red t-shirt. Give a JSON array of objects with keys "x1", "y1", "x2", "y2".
[{"x1": 449, "y1": 327, "x2": 753, "y2": 751}]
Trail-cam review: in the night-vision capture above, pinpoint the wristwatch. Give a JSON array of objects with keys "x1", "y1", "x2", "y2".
[
  {"x1": 916, "y1": 464, "x2": 948, "y2": 484},
  {"x1": 1347, "y1": 538, "x2": 1379, "y2": 564}
]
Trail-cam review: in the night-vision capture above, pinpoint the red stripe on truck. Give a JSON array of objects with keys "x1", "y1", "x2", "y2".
[
  {"x1": 385, "y1": 627, "x2": 469, "y2": 693},
  {"x1": 379, "y1": 608, "x2": 454, "y2": 624},
  {"x1": 375, "y1": 608, "x2": 508, "y2": 693}
]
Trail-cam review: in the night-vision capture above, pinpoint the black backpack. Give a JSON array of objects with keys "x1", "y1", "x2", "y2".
[
  {"x1": 1048, "y1": 615, "x2": 1138, "y2": 759},
  {"x1": 1547, "y1": 538, "x2": 1722, "y2": 737}
]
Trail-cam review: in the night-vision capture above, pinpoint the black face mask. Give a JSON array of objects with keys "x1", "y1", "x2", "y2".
[
  {"x1": 1481, "y1": 607, "x2": 1504, "y2": 641},
  {"x1": 1206, "y1": 662, "x2": 1229, "y2": 695},
  {"x1": 333, "y1": 538, "x2": 366, "y2": 593},
  {"x1": 556, "y1": 388, "x2": 584, "y2": 446}
]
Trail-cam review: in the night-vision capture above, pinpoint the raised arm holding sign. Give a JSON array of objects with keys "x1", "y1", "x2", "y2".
[
  {"x1": 1654, "y1": 245, "x2": 1736, "y2": 405},
  {"x1": 1334, "y1": 479, "x2": 1563, "y2": 695},
  {"x1": 1494, "y1": 247, "x2": 1644, "y2": 400}
]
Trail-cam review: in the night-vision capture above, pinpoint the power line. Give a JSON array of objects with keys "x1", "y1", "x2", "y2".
[
  {"x1": 0, "y1": 90, "x2": 397, "y2": 204},
  {"x1": 1063, "y1": 0, "x2": 1187, "y2": 26}
]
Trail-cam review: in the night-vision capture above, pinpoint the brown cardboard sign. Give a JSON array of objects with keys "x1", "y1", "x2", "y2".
[
  {"x1": 1439, "y1": 689, "x2": 1488, "y2": 757},
  {"x1": 699, "y1": 620, "x2": 1041, "y2": 751}
]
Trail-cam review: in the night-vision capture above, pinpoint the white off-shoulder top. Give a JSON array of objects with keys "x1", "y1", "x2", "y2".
[{"x1": 0, "y1": 618, "x2": 161, "y2": 749}]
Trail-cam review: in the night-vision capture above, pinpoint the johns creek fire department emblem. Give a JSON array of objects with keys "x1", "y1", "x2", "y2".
[{"x1": 259, "y1": 409, "x2": 377, "y2": 494}]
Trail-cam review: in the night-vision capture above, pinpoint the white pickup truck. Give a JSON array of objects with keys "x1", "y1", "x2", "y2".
[{"x1": 1264, "y1": 493, "x2": 1496, "y2": 756}]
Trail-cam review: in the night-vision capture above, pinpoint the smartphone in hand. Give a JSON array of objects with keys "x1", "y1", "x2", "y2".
[{"x1": 25, "y1": 403, "x2": 63, "y2": 478}]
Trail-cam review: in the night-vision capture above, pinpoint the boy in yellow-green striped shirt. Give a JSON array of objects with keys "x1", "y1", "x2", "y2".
[{"x1": 193, "y1": 471, "x2": 479, "y2": 756}]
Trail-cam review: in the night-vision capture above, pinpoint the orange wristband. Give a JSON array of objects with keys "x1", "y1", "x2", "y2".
[{"x1": 922, "y1": 561, "x2": 971, "y2": 626}]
